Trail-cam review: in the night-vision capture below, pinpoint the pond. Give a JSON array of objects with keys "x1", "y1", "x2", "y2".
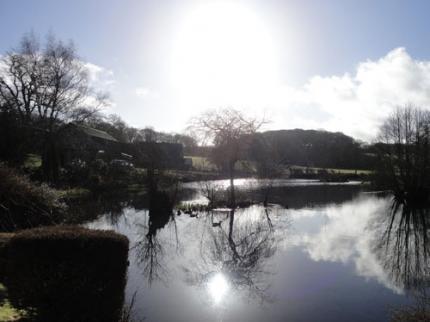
[{"x1": 86, "y1": 179, "x2": 428, "y2": 322}]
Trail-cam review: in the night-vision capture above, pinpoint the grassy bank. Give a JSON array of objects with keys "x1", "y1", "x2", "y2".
[
  {"x1": 0, "y1": 283, "x2": 25, "y2": 321},
  {"x1": 185, "y1": 155, "x2": 372, "y2": 178}
]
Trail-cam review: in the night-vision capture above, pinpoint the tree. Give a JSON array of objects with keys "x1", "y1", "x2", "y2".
[
  {"x1": 189, "y1": 108, "x2": 265, "y2": 207},
  {"x1": 375, "y1": 105, "x2": 430, "y2": 203},
  {"x1": 0, "y1": 33, "x2": 107, "y2": 180}
]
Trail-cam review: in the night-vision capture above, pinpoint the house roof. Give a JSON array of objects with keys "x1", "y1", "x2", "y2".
[{"x1": 69, "y1": 123, "x2": 118, "y2": 142}]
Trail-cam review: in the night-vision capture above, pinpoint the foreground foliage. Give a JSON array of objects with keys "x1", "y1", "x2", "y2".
[
  {"x1": 0, "y1": 164, "x2": 65, "y2": 231},
  {"x1": 2, "y1": 226, "x2": 129, "y2": 322}
]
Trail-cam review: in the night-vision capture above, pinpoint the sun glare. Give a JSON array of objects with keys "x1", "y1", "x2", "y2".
[
  {"x1": 207, "y1": 273, "x2": 230, "y2": 304},
  {"x1": 170, "y1": 2, "x2": 280, "y2": 107}
]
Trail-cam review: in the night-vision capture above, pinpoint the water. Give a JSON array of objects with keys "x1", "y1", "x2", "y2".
[{"x1": 86, "y1": 179, "x2": 427, "y2": 322}]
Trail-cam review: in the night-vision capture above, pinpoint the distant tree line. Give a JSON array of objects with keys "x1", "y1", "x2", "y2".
[
  {"x1": 189, "y1": 128, "x2": 378, "y2": 172},
  {"x1": 247, "y1": 129, "x2": 375, "y2": 170}
]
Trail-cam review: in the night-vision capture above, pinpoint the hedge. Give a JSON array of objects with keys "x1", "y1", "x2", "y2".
[{"x1": 3, "y1": 226, "x2": 129, "y2": 322}]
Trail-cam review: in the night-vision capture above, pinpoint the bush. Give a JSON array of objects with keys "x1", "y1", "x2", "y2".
[
  {"x1": 0, "y1": 233, "x2": 12, "y2": 281},
  {"x1": 3, "y1": 226, "x2": 129, "y2": 322},
  {"x1": 61, "y1": 159, "x2": 91, "y2": 186},
  {"x1": 0, "y1": 164, "x2": 65, "y2": 231}
]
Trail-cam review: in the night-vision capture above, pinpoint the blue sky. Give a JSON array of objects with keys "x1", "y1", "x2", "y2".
[{"x1": 1, "y1": 0, "x2": 430, "y2": 140}]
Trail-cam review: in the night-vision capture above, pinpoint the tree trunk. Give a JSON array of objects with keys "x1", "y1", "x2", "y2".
[
  {"x1": 228, "y1": 209, "x2": 235, "y2": 242},
  {"x1": 229, "y1": 161, "x2": 236, "y2": 208},
  {"x1": 42, "y1": 133, "x2": 60, "y2": 183}
]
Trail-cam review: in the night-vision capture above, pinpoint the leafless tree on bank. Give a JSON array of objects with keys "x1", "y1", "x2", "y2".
[
  {"x1": 376, "y1": 105, "x2": 430, "y2": 203},
  {"x1": 188, "y1": 108, "x2": 266, "y2": 208}
]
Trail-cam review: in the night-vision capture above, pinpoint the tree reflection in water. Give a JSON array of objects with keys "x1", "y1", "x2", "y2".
[
  {"x1": 376, "y1": 198, "x2": 430, "y2": 317},
  {"x1": 135, "y1": 190, "x2": 178, "y2": 285},
  {"x1": 377, "y1": 200, "x2": 429, "y2": 290},
  {"x1": 185, "y1": 206, "x2": 285, "y2": 304}
]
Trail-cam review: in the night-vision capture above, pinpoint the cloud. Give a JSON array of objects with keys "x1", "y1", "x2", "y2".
[
  {"x1": 82, "y1": 62, "x2": 117, "y2": 112},
  {"x1": 270, "y1": 48, "x2": 430, "y2": 141},
  {"x1": 164, "y1": 47, "x2": 430, "y2": 141},
  {"x1": 84, "y1": 62, "x2": 116, "y2": 91}
]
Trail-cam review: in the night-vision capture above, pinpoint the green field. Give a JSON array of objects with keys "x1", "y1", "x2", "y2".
[
  {"x1": 185, "y1": 155, "x2": 372, "y2": 175},
  {"x1": 290, "y1": 165, "x2": 372, "y2": 175},
  {"x1": 185, "y1": 156, "x2": 218, "y2": 171},
  {"x1": 23, "y1": 154, "x2": 42, "y2": 169}
]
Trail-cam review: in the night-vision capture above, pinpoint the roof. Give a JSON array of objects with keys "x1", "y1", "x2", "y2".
[{"x1": 69, "y1": 123, "x2": 118, "y2": 142}]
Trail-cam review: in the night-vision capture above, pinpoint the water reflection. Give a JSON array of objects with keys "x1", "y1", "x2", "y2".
[
  {"x1": 135, "y1": 190, "x2": 177, "y2": 284},
  {"x1": 207, "y1": 272, "x2": 230, "y2": 305},
  {"x1": 182, "y1": 179, "x2": 363, "y2": 209},
  {"x1": 376, "y1": 200, "x2": 430, "y2": 292},
  {"x1": 290, "y1": 196, "x2": 402, "y2": 291},
  {"x1": 182, "y1": 206, "x2": 280, "y2": 304},
  {"x1": 85, "y1": 180, "x2": 429, "y2": 321}
]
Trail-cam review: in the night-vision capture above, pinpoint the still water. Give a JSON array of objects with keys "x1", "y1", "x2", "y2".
[{"x1": 86, "y1": 179, "x2": 427, "y2": 322}]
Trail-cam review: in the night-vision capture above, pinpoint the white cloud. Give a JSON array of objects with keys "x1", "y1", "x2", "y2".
[
  {"x1": 84, "y1": 62, "x2": 116, "y2": 91},
  {"x1": 158, "y1": 47, "x2": 430, "y2": 140},
  {"x1": 270, "y1": 48, "x2": 430, "y2": 141},
  {"x1": 82, "y1": 62, "x2": 117, "y2": 113}
]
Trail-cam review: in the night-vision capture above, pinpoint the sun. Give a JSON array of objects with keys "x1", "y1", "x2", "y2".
[{"x1": 170, "y1": 1, "x2": 280, "y2": 108}]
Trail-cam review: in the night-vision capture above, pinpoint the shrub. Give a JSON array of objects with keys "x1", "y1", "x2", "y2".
[
  {"x1": 0, "y1": 233, "x2": 12, "y2": 281},
  {"x1": 3, "y1": 226, "x2": 129, "y2": 322},
  {"x1": 61, "y1": 159, "x2": 90, "y2": 186},
  {"x1": 0, "y1": 164, "x2": 65, "y2": 231}
]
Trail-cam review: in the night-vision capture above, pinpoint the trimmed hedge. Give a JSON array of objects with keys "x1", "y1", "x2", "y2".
[{"x1": 3, "y1": 226, "x2": 129, "y2": 322}]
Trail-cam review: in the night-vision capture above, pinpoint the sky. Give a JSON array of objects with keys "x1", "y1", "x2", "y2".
[{"x1": 1, "y1": 0, "x2": 430, "y2": 142}]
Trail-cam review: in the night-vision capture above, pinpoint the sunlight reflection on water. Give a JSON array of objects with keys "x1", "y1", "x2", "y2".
[{"x1": 207, "y1": 273, "x2": 230, "y2": 305}]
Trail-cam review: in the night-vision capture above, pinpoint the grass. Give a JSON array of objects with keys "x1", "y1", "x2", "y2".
[
  {"x1": 185, "y1": 156, "x2": 255, "y2": 172},
  {"x1": 185, "y1": 156, "x2": 218, "y2": 171},
  {"x1": 291, "y1": 165, "x2": 372, "y2": 175},
  {"x1": 126, "y1": 184, "x2": 147, "y2": 193},
  {"x1": 23, "y1": 153, "x2": 41, "y2": 170},
  {"x1": 57, "y1": 187, "x2": 91, "y2": 199},
  {"x1": 185, "y1": 155, "x2": 372, "y2": 175},
  {"x1": 0, "y1": 284, "x2": 26, "y2": 321}
]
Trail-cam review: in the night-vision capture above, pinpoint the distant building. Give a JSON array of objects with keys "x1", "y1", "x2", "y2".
[
  {"x1": 61, "y1": 123, "x2": 186, "y2": 170},
  {"x1": 132, "y1": 141, "x2": 185, "y2": 169},
  {"x1": 61, "y1": 123, "x2": 120, "y2": 165},
  {"x1": 183, "y1": 157, "x2": 193, "y2": 169}
]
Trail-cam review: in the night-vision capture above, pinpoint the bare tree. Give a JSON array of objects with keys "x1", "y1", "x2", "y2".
[
  {"x1": 0, "y1": 32, "x2": 108, "y2": 180},
  {"x1": 189, "y1": 108, "x2": 266, "y2": 207},
  {"x1": 199, "y1": 181, "x2": 223, "y2": 209},
  {"x1": 376, "y1": 105, "x2": 430, "y2": 202}
]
